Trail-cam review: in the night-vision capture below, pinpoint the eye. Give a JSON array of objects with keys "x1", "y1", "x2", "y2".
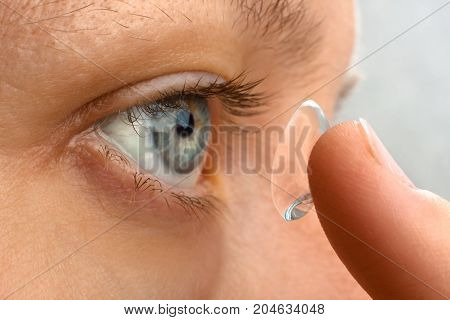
[
  {"x1": 97, "y1": 94, "x2": 211, "y2": 188},
  {"x1": 74, "y1": 71, "x2": 267, "y2": 196}
]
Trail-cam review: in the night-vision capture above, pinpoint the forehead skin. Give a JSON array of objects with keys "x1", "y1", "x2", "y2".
[
  {"x1": 0, "y1": 0, "x2": 353, "y2": 150},
  {"x1": 0, "y1": 0, "x2": 364, "y2": 299}
]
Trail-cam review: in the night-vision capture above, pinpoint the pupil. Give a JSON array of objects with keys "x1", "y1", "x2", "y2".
[{"x1": 175, "y1": 110, "x2": 195, "y2": 138}]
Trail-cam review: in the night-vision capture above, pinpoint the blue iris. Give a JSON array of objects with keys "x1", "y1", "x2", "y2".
[{"x1": 142, "y1": 96, "x2": 210, "y2": 175}]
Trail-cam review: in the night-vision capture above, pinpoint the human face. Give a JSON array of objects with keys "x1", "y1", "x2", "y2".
[{"x1": 0, "y1": 0, "x2": 366, "y2": 299}]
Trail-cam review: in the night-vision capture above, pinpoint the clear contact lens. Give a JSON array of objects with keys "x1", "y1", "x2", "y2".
[{"x1": 271, "y1": 100, "x2": 330, "y2": 221}]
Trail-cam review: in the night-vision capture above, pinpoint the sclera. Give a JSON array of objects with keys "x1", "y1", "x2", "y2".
[{"x1": 271, "y1": 100, "x2": 330, "y2": 221}]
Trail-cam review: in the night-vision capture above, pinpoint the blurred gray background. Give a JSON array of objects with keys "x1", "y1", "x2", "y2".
[{"x1": 335, "y1": 0, "x2": 450, "y2": 198}]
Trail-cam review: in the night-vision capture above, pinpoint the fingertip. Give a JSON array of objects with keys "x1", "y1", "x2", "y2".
[{"x1": 307, "y1": 120, "x2": 450, "y2": 299}]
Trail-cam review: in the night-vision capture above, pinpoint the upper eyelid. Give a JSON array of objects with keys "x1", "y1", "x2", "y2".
[
  {"x1": 150, "y1": 72, "x2": 270, "y2": 116},
  {"x1": 64, "y1": 71, "x2": 269, "y2": 135}
]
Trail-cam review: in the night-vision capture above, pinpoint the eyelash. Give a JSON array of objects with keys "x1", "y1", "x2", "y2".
[
  {"x1": 122, "y1": 72, "x2": 268, "y2": 125},
  {"x1": 75, "y1": 72, "x2": 265, "y2": 218},
  {"x1": 96, "y1": 142, "x2": 222, "y2": 218}
]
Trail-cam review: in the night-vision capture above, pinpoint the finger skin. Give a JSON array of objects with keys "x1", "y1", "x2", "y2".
[{"x1": 308, "y1": 120, "x2": 450, "y2": 299}]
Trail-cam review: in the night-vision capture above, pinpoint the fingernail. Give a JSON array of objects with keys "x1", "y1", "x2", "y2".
[{"x1": 357, "y1": 118, "x2": 414, "y2": 187}]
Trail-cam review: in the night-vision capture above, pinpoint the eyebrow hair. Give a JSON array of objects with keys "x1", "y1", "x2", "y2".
[
  {"x1": 232, "y1": 0, "x2": 323, "y2": 66},
  {"x1": 0, "y1": 0, "x2": 321, "y2": 69},
  {"x1": 234, "y1": 0, "x2": 307, "y2": 37}
]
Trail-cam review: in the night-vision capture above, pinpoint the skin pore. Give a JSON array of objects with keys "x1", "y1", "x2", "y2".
[{"x1": 0, "y1": 0, "x2": 368, "y2": 299}]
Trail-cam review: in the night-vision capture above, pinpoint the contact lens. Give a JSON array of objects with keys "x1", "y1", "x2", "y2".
[{"x1": 271, "y1": 100, "x2": 330, "y2": 221}]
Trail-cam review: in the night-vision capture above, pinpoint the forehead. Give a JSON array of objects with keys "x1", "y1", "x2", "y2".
[
  {"x1": 0, "y1": 0, "x2": 324, "y2": 75},
  {"x1": 0, "y1": 0, "x2": 354, "y2": 92},
  {"x1": 1, "y1": 0, "x2": 309, "y2": 30}
]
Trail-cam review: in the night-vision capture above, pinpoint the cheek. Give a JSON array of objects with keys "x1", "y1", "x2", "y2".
[
  {"x1": 71, "y1": 215, "x2": 225, "y2": 299},
  {"x1": 61, "y1": 145, "x2": 227, "y2": 298},
  {"x1": 3, "y1": 161, "x2": 226, "y2": 299},
  {"x1": 1, "y1": 131, "x2": 228, "y2": 298}
]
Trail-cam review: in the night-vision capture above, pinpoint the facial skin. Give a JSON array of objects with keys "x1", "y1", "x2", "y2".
[{"x1": 0, "y1": 0, "x2": 368, "y2": 299}]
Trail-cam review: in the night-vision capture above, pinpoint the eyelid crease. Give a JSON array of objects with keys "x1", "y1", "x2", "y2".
[
  {"x1": 124, "y1": 71, "x2": 270, "y2": 121},
  {"x1": 114, "y1": 73, "x2": 265, "y2": 133},
  {"x1": 69, "y1": 70, "x2": 268, "y2": 133},
  {"x1": 156, "y1": 71, "x2": 270, "y2": 116},
  {"x1": 55, "y1": 71, "x2": 269, "y2": 163},
  {"x1": 121, "y1": 71, "x2": 270, "y2": 131}
]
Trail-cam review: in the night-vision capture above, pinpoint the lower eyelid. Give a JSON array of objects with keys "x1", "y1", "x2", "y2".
[{"x1": 66, "y1": 130, "x2": 223, "y2": 221}]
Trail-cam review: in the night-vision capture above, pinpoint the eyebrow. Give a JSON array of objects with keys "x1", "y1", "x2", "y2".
[
  {"x1": 0, "y1": 0, "x2": 321, "y2": 67},
  {"x1": 233, "y1": 0, "x2": 322, "y2": 65},
  {"x1": 235, "y1": 0, "x2": 309, "y2": 38}
]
